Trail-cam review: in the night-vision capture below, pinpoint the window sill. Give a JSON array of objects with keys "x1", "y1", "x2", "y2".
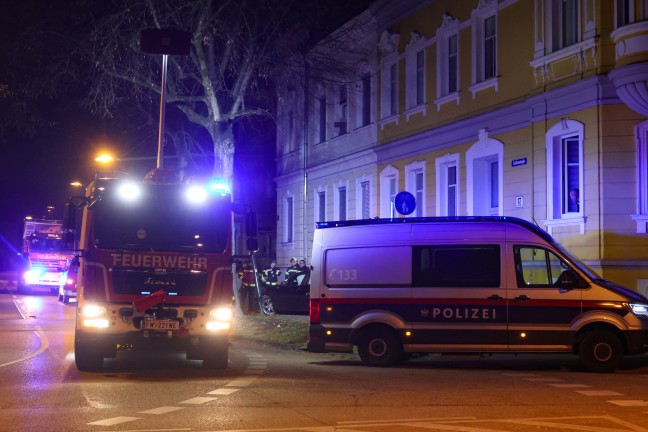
[
  {"x1": 631, "y1": 214, "x2": 648, "y2": 234},
  {"x1": 434, "y1": 92, "x2": 459, "y2": 111},
  {"x1": 469, "y1": 77, "x2": 499, "y2": 99},
  {"x1": 541, "y1": 216, "x2": 586, "y2": 235},
  {"x1": 405, "y1": 104, "x2": 427, "y2": 121},
  {"x1": 379, "y1": 114, "x2": 399, "y2": 130}
]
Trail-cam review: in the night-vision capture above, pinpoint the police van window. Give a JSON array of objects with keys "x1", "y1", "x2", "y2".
[
  {"x1": 412, "y1": 245, "x2": 500, "y2": 287},
  {"x1": 325, "y1": 246, "x2": 411, "y2": 286},
  {"x1": 514, "y1": 246, "x2": 572, "y2": 288}
]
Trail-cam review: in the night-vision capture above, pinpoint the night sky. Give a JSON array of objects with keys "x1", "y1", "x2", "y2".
[{"x1": 0, "y1": 0, "x2": 371, "y2": 269}]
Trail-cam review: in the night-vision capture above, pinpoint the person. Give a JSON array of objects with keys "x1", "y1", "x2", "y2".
[
  {"x1": 284, "y1": 257, "x2": 300, "y2": 285},
  {"x1": 237, "y1": 259, "x2": 258, "y2": 314},
  {"x1": 568, "y1": 188, "x2": 580, "y2": 212},
  {"x1": 296, "y1": 259, "x2": 311, "y2": 285},
  {"x1": 261, "y1": 261, "x2": 281, "y2": 287}
]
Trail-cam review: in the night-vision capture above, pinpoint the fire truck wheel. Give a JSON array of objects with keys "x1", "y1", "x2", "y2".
[
  {"x1": 202, "y1": 346, "x2": 228, "y2": 369},
  {"x1": 74, "y1": 344, "x2": 104, "y2": 371},
  {"x1": 201, "y1": 336, "x2": 229, "y2": 369},
  {"x1": 578, "y1": 330, "x2": 623, "y2": 373},
  {"x1": 357, "y1": 326, "x2": 402, "y2": 367}
]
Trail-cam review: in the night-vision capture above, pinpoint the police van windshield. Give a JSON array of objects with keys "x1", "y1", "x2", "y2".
[
  {"x1": 92, "y1": 184, "x2": 230, "y2": 253},
  {"x1": 553, "y1": 242, "x2": 602, "y2": 281}
]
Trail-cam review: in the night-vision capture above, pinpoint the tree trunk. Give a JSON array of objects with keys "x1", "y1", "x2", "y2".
[{"x1": 208, "y1": 121, "x2": 235, "y2": 184}]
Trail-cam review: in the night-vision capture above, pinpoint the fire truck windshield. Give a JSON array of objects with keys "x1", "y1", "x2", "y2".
[
  {"x1": 29, "y1": 236, "x2": 66, "y2": 253},
  {"x1": 91, "y1": 183, "x2": 230, "y2": 253}
]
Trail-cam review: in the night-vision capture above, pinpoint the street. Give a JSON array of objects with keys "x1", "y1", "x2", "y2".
[{"x1": 1, "y1": 291, "x2": 647, "y2": 432}]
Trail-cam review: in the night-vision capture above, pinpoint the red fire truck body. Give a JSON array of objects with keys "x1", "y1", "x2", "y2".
[{"x1": 73, "y1": 171, "x2": 235, "y2": 370}]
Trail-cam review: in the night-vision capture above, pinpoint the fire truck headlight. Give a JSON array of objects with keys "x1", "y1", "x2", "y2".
[
  {"x1": 24, "y1": 269, "x2": 42, "y2": 284},
  {"x1": 186, "y1": 185, "x2": 208, "y2": 204},
  {"x1": 630, "y1": 303, "x2": 648, "y2": 317},
  {"x1": 80, "y1": 305, "x2": 109, "y2": 328},
  {"x1": 207, "y1": 306, "x2": 233, "y2": 331},
  {"x1": 117, "y1": 182, "x2": 142, "y2": 202}
]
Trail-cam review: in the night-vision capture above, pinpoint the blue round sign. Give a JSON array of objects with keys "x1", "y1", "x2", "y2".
[{"x1": 394, "y1": 191, "x2": 416, "y2": 216}]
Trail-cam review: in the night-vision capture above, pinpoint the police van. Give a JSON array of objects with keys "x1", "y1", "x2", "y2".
[{"x1": 307, "y1": 216, "x2": 648, "y2": 372}]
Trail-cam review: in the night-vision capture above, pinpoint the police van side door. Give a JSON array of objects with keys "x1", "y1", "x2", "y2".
[
  {"x1": 507, "y1": 244, "x2": 584, "y2": 352},
  {"x1": 410, "y1": 243, "x2": 508, "y2": 350}
]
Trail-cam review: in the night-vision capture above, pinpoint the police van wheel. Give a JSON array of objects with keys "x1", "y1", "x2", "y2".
[
  {"x1": 357, "y1": 327, "x2": 402, "y2": 367},
  {"x1": 260, "y1": 295, "x2": 275, "y2": 315},
  {"x1": 578, "y1": 330, "x2": 623, "y2": 373}
]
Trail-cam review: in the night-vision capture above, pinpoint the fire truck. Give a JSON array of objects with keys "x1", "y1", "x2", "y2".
[
  {"x1": 19, "y1": 218, "x2": 74, "y2": 293},
  {"x1": 67, "y1": 169, "x2": 245, "y2": 371}
]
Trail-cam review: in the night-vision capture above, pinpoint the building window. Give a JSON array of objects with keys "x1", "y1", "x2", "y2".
[
  {"x1": 448, "y1": 35, "x2": 458, "y2": 94},
  {"x1": 390, "y1": 63, "x2": 398, "y2": 115},
  {"x1": 360, "y1": 180, "x2": 370, "y2": 219},
  {"x1": 407, "y1": 46, "x2": 426, "y2": 109},
  {"x1": 416, "y1": 51, "x2": 425, "y2": 105},
  {"x1": 436, "y1": 15, "x2": 460, "y2": 108},
  {"x1": 318, "y1": 97, "x2": 326, "y2": 143},
  {"x1": 337, "y1": 186, "x2": 347, "y2": 221},
  {"x1": 335, "y1": 85, "x2": 347, "y2": 136},
  {"x1": 284, "y1": 195, "x2": 294, "y2": 243},
  {"x1": 287, "y1": 111, "x2": 295, "y2": 153},
  {"x1": 380, "y1": 165, "x2": 399, "y2": 217},
  {"x1": 552, "y1": 0, "x2": 580, "y2": 51},
  {"x1": 361, "y1": 74, "x2": 371, "y2": 127},
  {"x1": 316, "y1": 189, "x2": 326, "y2": 223},
  {"x1": 436, "y1": 153, "x2": 460, "y2": 217},
  {"x1": 633, "y1": 120, "x2": 648, "y2": 233},
  {"x1": 334, "y1": 182, "x2": 348, "y2": 222},
  {"x1": 466, "y1": 131, "x2": 503, "y2": 216},
  {"x1": 545, "y1": 119, "x2": 585, "y2": 229},
  {"x1": 483, "y1": 16, "x2": 496, "y2": 80},
  {"x1": 405, "y1": 161, "x2": 426, "y2": 217},
  {"x1": 615, "y1": 0, "x2": 633, "y2": 28}
]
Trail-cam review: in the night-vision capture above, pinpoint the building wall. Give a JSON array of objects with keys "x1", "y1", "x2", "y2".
[{"x1": 275, "y1": 0, "x2": 648, "y2": 291}]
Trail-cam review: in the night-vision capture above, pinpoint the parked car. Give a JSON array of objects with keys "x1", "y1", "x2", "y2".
[
  {"x1": 259, "y1": 273, "x2": 310, "y2": 315},
  {"x1": 58, "y1": 256, "x2": 79, "y2": 303}
]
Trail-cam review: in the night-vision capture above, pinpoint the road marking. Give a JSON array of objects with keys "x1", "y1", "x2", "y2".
[
  {"x1": 208, "y1": 388, "x2": 240, "y2": 395},
  {"x1": 576, "y1": 390, "x2": 624, "y2": 396},
  {"x1": 87, "y1": 416, "x2": 139, "y2": 426},
  {"x1": 180, "y1": 396, "x2": 218, "y2": 404},
  {"x1": 525, "y1": 377, "x2": 563, "y2": 382},
  {"x1": 607, "y1": 400, "x2": 648, "y2": 407},
  {"x1": 550, "y1": 384, "x2": 591, "y2": 388},
  {"x1": 227, "y1": 379, "x2": 256, "y2": 387},
  {"x1": 0, "y1": 325, "x2": 49, "y2": 368},
  {"x1": 139, "y1": 406, "x2": 185, "y2": 414}
]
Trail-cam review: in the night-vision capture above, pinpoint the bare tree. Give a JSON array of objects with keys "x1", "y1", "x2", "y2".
[{"x1": 79, "y1": 0, "x2": 311, "y2": 182}]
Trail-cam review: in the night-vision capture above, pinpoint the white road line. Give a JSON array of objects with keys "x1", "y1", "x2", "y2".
[
  {"x1": 0, "y1": 325, "x2": 49, "y2": 368},
  {"x1": 576, "y1": 390, "x2": 624, "y2": 396},
  {"x1": 180, "y1": 396, "x2": 218, "y2": 404},
  {"x1": 139, "y1": 406, "x2": 185, "y2": 414},
  {"x1": 550, "y1": 384, "x2": 591, "y2": 388},
  {"x1": 607, "y1": 400, "x2": 648, "y2": 407},
  {"x1": 227, "y1": 379, "x2": 256, "y2": 387},
  {"x1": 208, "y1": 388, "x2": 241, "y2": 395},
  {"x1": 87, "y1": 416, "x2": 139, "y2": 426},
  {"x1": 525, "y1": 377, "x2": 563, "y2": 382}
]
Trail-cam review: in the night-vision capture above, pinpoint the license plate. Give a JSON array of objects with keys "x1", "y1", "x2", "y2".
[{"x1": 142, "y1": 320, "x2": 179, "y2": 331}]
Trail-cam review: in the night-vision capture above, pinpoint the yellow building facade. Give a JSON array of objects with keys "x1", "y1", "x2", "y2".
[{"x1": 274, "y1": 0, "x2": 648, "y2": 292}]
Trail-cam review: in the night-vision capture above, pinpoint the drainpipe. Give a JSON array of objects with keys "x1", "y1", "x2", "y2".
[{"x1": 303, "y1": 61, "x2": 310, "y2": 262}]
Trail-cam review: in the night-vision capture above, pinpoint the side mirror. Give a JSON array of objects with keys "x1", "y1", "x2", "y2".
[
  {"x1": 245, "y1": 211, "x2": 258, "y2": 238},
  {"x1": 65, "y1": 232, "x2": 76, "y2": 250},
  {"x1": 63, "y1": 202, "x2": 76, "y2": 231}
]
